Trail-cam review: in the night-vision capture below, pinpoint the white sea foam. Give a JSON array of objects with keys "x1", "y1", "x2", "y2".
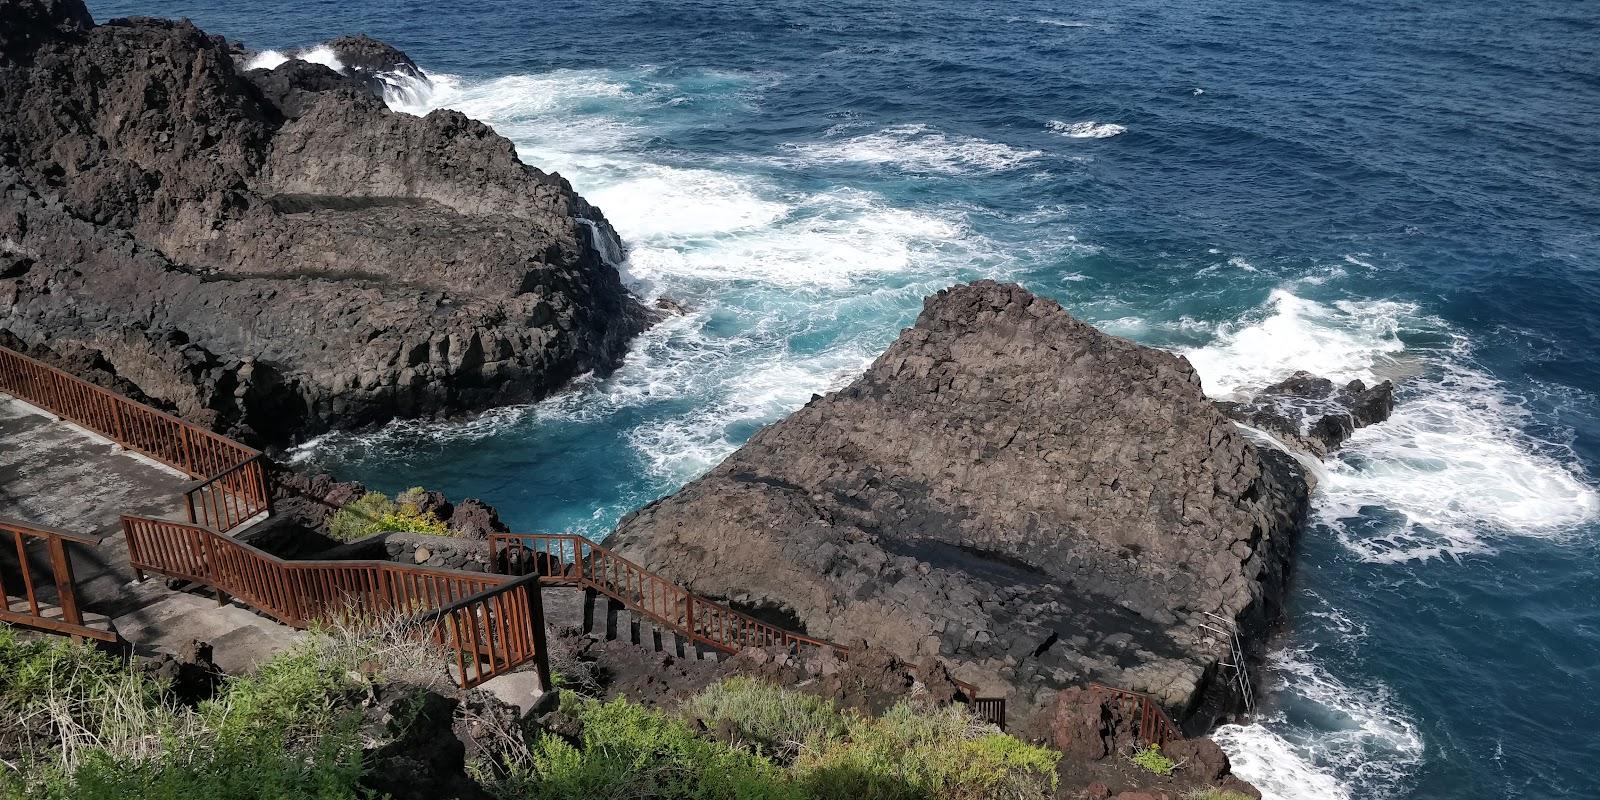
[
  {"x1": 625, "y1": 189, "x2": 977, "y2": 289},
  {"x1": 790, "y1": 123, "x2": 1043, "y2": 174},
  {"x1": 1048, "y1": 120, "x2": 1127, "y2": 139},
  {"x1": 1215, "y1": 648, "x2": 1424, "y2": 800},
  {"x1": 245, "y1": 49, "x2": 289, "y2": 70},
  {"x1": 246, "y1": 45, "x2": 344, "y2": 73},
  {"x1": 1185, "y1": 288, "x2": 1600, "y2": 561},
  {"x1": 1318, "y1": 366, "x2": 1600, "y2": 562},
  {"x1": 1183, "y1": 289, "x2": 1412, "y2": 396},
  {"x1": 625, "y1": 347, "x2": 874, "y2": 482},
  {"x1": 586, "y1": 166, "x2": 789, "y2": 239},
  {"x1": 1212, "y1": 724, "x2": 1354, "y2": 800}
]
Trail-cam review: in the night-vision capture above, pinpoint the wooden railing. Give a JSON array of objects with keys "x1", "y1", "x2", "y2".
[
  {"x1": 183, "y1": 454, "x2": 272, "y2": 534},
  {"x1": 123, "y1": 515, "x2": 548, "y2": 690},
  {"x1": 0, "y1": 519, "x2": 115, "y2": 641},
  {"x1": 414, "y1": 575, "x2": 551, "y2": 690},
  {"x1": 0, "y1": 345, "x2": 270, "y2": 533},
  {"x1": 489, "y1": 532, "x2": 1008, "y2": 727},
  {"x1": 1091, "y1": 683, "x2": 1183, "y2": 748}
]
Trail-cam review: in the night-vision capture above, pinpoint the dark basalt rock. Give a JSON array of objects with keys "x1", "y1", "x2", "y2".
[
  {"x1": 0, "y1": 0, "x2": 91, "y2": 56},
  {"x1": 611, "y1": 281, "x2": 1312, "y2": 729},
  {"x1": 1214, "y1": 370, "x2": 1396, "y2": 458},
  {"x1": 0, "y1": 0, "x2": 652, "y2": 446}
]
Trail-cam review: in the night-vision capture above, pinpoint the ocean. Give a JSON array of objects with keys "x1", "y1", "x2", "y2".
[{"x1": 95, "y1": 1, "x2": 1600, "y2": 797}]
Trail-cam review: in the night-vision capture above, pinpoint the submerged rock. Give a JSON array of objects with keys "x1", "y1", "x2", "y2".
[
  {"x1": 612, "y1": 281, "x2": 1311, "y2": 729},
  {"x1": 1214, "y1": 370, "x2": 1395, "y2": 458},
  {"x1": 0, "y1": 0, "x2": 651, "y2": 444}
]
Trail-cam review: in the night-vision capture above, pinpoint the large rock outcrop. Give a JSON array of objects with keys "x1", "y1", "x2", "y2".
[
  {"x1": 0, "y1": 0, "x2": 650, "y2": 444},
  {"x1": 612, "y1": 281, "x2": 1311, "y2": 729}
]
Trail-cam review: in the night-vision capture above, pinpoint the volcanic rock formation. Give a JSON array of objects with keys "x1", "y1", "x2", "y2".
[
  {"x1": 1214, "y1": 370, "x2": 1395, "y2": 458},
  {"x1": 0, "y1": 0, "x2": 650, "y2": 444},
  {"x1": 612, "y1": 281, "x2": 1312, "y2": 729}
]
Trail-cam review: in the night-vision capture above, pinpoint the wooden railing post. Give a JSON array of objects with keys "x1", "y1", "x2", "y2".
[
  {"x1": 46, "y1": 538, "x2": 83, "y2": 630},
  {"x1": 525, "y1": 580, "x2": 552, "y2": 693}
]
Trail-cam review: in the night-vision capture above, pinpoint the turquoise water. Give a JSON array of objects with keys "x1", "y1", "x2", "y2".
[{"x1": 97, "y1": 1, "x2": 1600, "y2": 797}]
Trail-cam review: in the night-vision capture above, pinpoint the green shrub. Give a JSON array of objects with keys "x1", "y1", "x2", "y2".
[
  {"x1": 481, "y1": 692, "x2": 802, "y2": 800},
  {"x1": 327, "y1": 487, "x2": 451, "y2": 541},
  {"x1": 682, "y1": 678, "x2": 848, "y2": 761},
  {"x1": 796, "y1": 701, "x2": 1059, "y2": 800},
  {"x1": 0, "y1": 627, "x2": 381, "y2": 800},
  {"x1": 1131, "y1": 743, "x2": 1177, "y2": 776}
]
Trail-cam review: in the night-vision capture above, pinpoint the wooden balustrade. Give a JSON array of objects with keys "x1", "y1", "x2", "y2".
[
  {"x1": 183, "y1": 454, "x2": 272, "y2": 534},
  {"x1": 490, "y1": 532, "x2": 1010, "y2": 728},
  {"x1": 1090, "y1": 683, "x2": 1183, "y2": 748},
  {"x1": 0, "y1": 519, "x2": 115, "y2": 641},
  {"x1": 0, "y1": 345, "x2": 270, "y2": 533},
  {"x1": 123, "y1": 516, "x2": 546, "y2": 689},
  {"x1": 414, "y1": 575, "x2": 551, "y2": 690}
]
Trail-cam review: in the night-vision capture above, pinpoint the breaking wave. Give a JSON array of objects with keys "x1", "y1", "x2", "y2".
[
  {"x1": 1214, "y1": 647, "x2": 1425, "y2": 800},
  {"x1": 790, "y1": 123, "x2": 1044, "y2": 174},
  {"x1": 245, "y1": 44, "x2": 343, "y2": 72},
  {"x1": 1048, "y1": 120, "x2": 1127, "y2": 138},
  {"x1": 1184, "y1": 288, "x2": 1598, "y2": 561}
]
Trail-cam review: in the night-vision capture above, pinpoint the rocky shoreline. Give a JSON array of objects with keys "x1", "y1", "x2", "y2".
[
  {"x1": 0, "y1": 2, "x2": 1411, "y2": 797},
  {"x1": 0, "y1": 0, "x2": 651, "y2": 447},
  {"x1": 612, "y1": 281, "x2": 1395, "y2": 733}
]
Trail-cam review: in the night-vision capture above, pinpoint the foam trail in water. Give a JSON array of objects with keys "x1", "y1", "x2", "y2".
[
  {"x1": 1214, "y1": 648, "x2": 1425, "y2": 800},
  {"x1": 791, "y1": 123, "x2": 1043, "y2": 174},
  {"x1": 1184, "y1": 287, "x2": 1599, "y2": 561},
  {"x1": 1048, "y1": 120, "x2": 1127, "y2": 138}
]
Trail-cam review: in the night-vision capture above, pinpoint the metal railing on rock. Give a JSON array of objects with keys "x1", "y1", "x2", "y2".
[
  {"x1": 0, "y1": 345, "x2": 270, "y2": 533},
  {"x1": 123, "y1": 515, "x2": 549, "y2": 690},
  {"x1": 1091, "y1": 683, "x2": 1184, "y2": 748},
  {"x1": 488, "y1": 532, "x2": 1008, "y2": 728},
  {"x1": 0, "y1": 519, "x2": 116, "y2": 642}
]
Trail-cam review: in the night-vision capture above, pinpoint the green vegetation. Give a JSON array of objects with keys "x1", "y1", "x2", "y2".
[
  {"x1": 0, "y1": 623, "x2": 437, "y2": 800},
  {"x1": 481, "y1": 693, "x2": 800, "y2": 800},
  {"x1": 327, "y1": 486, "x2": 452, "y2": 541},
  {"x1": 478, "y1": 680, "x2": 1059, "y2": 800},
  {"x1": 682, "y1": 676, "x2": 848, "y2": 760},
  {"x1": 1187, "y1": 790, "x2": 1254, "y2": 800},
  {"x1": 3, "y1": 625, "x2": 1060, "y2": 800},
  {"x1": 1131, "y1": 742, "x2": 1177, "y2": 776}
]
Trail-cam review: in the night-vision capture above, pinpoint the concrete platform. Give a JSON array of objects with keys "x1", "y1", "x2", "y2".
[
  {"x1": 0, "y1": 395, "x2": 188, "y2": 536},
  {"x1": 1, "y1": 395, "x2": 303, "y2": 672}
]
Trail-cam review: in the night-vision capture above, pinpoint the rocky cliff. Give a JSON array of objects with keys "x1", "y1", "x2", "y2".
[
  {"x1": 0, "y1": 0, "x2": 650, "y2": 444},
  {"x1": 612, "y1": 281, "x2": 1313, "y2": 729}
]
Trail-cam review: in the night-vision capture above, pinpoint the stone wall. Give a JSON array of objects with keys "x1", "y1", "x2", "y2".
[{"x1": 373, "y1": 531, "x2": 496, "y2": 573}]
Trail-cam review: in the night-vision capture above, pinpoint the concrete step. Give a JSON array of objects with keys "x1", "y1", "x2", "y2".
[
  {"x1": 3, "y1": 596, "x2": 114, "y2": 639},
  {"x1": 111, "y1": 590, "x2": 305, "y2": 675}
]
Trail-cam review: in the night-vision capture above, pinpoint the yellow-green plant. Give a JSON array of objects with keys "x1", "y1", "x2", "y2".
[
  {"x1": 327, "y1": 487, "x2": 451, "y2": 542},
  {"x1": 1131, "y1": 742, "x2": 1177, "y2": 776}
]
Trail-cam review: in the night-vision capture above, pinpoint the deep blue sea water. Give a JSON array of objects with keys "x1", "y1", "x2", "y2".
[{"x1": 96, "y1": 2, "x2": 1600, "y2": 797}]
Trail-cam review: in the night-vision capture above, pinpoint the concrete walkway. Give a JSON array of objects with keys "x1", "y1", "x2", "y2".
[{"x1": 1, "y1": 395, "x2": 303, "y2": 670}]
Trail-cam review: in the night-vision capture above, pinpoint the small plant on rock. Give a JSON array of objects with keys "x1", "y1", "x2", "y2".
[
  {"x1": 1131, "y1": 742, "x2": 1177, "y2": 776},
  {"x1": 1187, "y1": 790, "x2": 1254, "y2": 800},
  {"x1": 327, "y1": 487, "x2": 452, "y2": 541}
]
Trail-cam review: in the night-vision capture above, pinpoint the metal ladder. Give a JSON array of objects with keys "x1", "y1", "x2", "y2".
[{"x1": 1200, "y1": 611, "x2": 1255, "y2": 714}]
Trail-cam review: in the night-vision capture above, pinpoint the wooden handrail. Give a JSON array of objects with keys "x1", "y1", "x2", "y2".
[
  {"x1": 412, "y1": 573, "x2": 552, "y2": 690},
  {"x1": 123, "y1": 515, "x2": 548, "y2": 690},
  {"x1": 0, "y1": 345, "x2": 270, "y2": 534},
  {"x1": 0, "y1": 518, "x2": 115, "y2": 641},
  {"x1": 1089, "y1": 683, "x2": 1183, "y2": 748},
  {"x1": 489, "y1": 532, "x2": 1010, "y2": 728}
]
